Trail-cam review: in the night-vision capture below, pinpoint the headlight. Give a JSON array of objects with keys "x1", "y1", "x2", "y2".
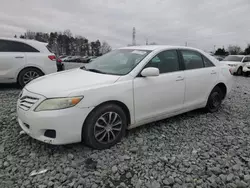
[
  {"x1": 228, "y1": 64, "x2": 237, "y2": 67},
  {"x1": 35, "y1": 96, "x2": 83, "y2": 112}
]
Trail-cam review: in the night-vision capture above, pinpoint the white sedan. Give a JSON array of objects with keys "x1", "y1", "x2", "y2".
[{"x1": 17, "y1": 45, "x2": 233, "y2": 149}]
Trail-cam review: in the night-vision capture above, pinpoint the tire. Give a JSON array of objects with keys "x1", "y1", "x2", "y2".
[
  {"x1": 82, "y1": 103, "x2": 127, "y2": 149},
  {"x1": 18, "y1": 68, "x2": 44, "y2": 87},
  {"x1": 205, "y1": 86, "x2": 223, "y2": 113},
  {"x1": 243, "y1": 72, "x2": 249, "y2": 77},
  {"x1": 236, "y1": 67, "x2": 242, "y2": 76}
]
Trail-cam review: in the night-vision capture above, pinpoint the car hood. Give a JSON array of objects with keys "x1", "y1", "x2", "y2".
[
  {"x1": 221, "y1": 61, "x2": 241, "y2": 65},
  {"x1": 25, "y1": 68, "x2": 120, "y2": 97}
]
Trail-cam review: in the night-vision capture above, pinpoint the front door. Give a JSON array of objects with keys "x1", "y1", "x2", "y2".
[{"x1": 133, "y1": 49, "x2": 185, "y2": 122}]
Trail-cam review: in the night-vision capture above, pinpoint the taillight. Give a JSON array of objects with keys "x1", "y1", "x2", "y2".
[
  {"x1": 48, "y1": 55, "x2": 56, "y2": 61},
  {"x1": 57, "y1": 59, "x2": 62, "y2": 63},
  {"x1": 229, "y1": 68, "x2": 233, "y2": 75}
]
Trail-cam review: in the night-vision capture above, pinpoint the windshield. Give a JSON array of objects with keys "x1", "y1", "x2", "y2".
[
  {"x1": 222, "y1": 56, "x2": 243, "y2": 62},
  {"x1": 84, "y1": 49, "x2": 152, "y2": 75}
]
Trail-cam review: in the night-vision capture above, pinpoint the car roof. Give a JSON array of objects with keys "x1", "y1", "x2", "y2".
[
  {"x1": 0, "y1": 37, "x2": 49, "y2": 53},
  {"x1": 119, "y1": 45, "x2": 204, "y2": 52}
]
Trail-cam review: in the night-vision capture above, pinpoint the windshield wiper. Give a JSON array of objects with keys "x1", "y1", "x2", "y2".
[{"x1": 85, "y1": 68, "x2": 107, "y2": 74}]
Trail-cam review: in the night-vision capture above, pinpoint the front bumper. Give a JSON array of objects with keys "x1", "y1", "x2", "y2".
[
  {"x1": 228, "y1": 66, "x2": 237, "y2": 74},
  {"x1": 17, "y1": 89, "x2": 94, "y2": 145}
]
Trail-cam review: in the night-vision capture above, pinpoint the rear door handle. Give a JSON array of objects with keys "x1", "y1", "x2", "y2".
[
  {"x1": 211, "y1": 71, "x2": 217, "y2": 75},
  {"x1": 15, "y1": 56, "x2": 24, "y2": 58},
  {"x1": 176, "y1": 76, "x2": 184, "y2": 81}
]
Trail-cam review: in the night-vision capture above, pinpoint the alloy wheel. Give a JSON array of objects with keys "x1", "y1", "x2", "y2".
[
  {"x1": 94, "y1": 112, "x2": 122, "y2": 144},
  {"x1": 209, "y1": 92, "x2": 221, "y2": 110},
  {"x1": 23, "y1": 71, "x2": 40, "y2": 84}
]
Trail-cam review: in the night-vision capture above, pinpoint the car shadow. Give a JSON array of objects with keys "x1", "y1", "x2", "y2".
[{"x1": 0, "y1": 83, "x2": 21, "y2": 90}]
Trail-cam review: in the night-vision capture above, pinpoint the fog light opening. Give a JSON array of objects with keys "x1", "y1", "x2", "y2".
[{"x1": 44, "y1": 130, "x2": 56, "y2": 139}]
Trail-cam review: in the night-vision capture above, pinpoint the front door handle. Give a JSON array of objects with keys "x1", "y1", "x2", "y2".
[
  {"x1": 176, "y1": 76, "x2": 184, "y2": 81},
  {"x1": 15, "y1": 56, "x2": 24, "y2": 59},
  {"x1": 211, "y1": 71, "x2": 217, "y2": 75}
]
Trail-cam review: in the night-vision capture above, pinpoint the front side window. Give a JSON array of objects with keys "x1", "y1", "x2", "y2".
[
  {"x1": 180, "y1": 50, "x2": 204, "y2": 70},
  {"x1": 0, "y1": 40, "x2": 39, "y2": 52},
  {"x1": 145, "y1": 50, "x2": 180, "y2": 73},
  {"x1": 84, "y1": 49, "x2": 152, "y2": 75}
]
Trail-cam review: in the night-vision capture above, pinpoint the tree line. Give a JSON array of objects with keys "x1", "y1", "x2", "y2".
[
  {"x1": 15, "y1": 30, "x2": 112, "y2": 56},
  {"x1": 214, "y1": 44, "x2": 250, "y2": 56}
]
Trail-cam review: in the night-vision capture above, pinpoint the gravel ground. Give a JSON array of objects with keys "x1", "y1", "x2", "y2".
[{"x1": 1, "y1": 76, "x2": 250, "y2": 188}]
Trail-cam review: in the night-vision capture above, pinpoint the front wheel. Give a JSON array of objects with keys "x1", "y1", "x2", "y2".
[
  {"x1": 236, "y1": 67, "x2": 243, "y2": 76},
  {"x1": 205, "y1": 87, "x2": 223, "y2": 113},
  {"x1": 82, "y1": 104, "x2": 127, "y2": 149}
]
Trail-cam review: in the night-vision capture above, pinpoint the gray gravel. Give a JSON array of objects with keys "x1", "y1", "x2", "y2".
[{"x1": 1, "y1": 76, "x2": 250, "y2": 188}]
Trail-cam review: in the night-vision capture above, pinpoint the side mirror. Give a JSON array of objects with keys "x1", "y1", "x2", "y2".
[{"x1": 141, "y1": 67, "x2": 159, "y2": 77}]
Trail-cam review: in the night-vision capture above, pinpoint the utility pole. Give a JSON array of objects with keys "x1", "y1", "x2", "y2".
[
  {"x1": 185, "y1": 42, "x2": 188, "y2": 46},
  {"x1": 132, "y1": 27, "x2": 136, "y2": 46},
  {"x1": 146, "y1": 38, "x2": 148, "y2": 45}
]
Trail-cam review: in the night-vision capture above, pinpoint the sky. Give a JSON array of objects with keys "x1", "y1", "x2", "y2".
[{"x1": 0, "y1": 0, "x2": 250, "y2": 51}]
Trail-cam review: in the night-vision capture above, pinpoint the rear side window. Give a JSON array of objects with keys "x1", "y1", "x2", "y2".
[
  {"x1": 203, "y1": 55, "x2": 215, "y2": 67},
  {"x1": 0, "y1": 40, "x2": 39, "y2": 52},
  {"x1": 180, "y1": 50, "x2": 204, "y2": 70}
]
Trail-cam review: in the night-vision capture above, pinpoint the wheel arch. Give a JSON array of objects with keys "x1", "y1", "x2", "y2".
[
  {"x1": 82, "y1": 100, "x2": 131, "y2": 131},
  {"x1": 16, "y1": 66, "x2": 45, "y2": 82},
  {"x1": 214, "y1": 82, "x2": 227, "y2": 99}
]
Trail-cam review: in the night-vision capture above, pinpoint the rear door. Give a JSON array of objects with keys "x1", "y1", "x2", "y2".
[
  {"x1": 0, "y1": 39, "x2": 26, "y2": 83},
  {"x1": 179, "y1": 49, "x2": 218, "y2": 108}
]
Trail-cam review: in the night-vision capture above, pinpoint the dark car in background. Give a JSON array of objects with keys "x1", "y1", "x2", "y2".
[{"x1": 213, "y1": 55, "x2": 226, "y2": 61}]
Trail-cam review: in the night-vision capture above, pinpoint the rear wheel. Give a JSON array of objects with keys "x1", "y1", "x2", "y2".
[
  {"x1": 205, "y1": 87, "x2": 223, "y2": 113},
  {"x1": 82, "y1": 104, "x2": 127, "y2": 149},
  {"x1": 18, "y1": 68, "x2": 43, "y2": 87},
  {"x1": 236, "y1": 67, "x2": 242, "y2": 76}
]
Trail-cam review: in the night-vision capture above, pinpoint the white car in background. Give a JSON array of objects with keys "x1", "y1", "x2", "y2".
[
  {"x1": 17, "y1": 45, "x2": 233, "y2": 149},
  {"x1": 242, "y1": 56, "x2": 250, "y2": 77},
  {"x1": 0, "y1": 37, "x2": 58, "y2": 87},
  {"x1": 222, "y1": 55, "x2": 250, "y2": 75}
]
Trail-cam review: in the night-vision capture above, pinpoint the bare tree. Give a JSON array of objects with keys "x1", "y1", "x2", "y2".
[
  {"x1": 63, "y1": 29, "x2": 72, "y2": 38},
  {"x1": 228, "y1": 45, "x2": 242, "y2": 55},
  {"x1": 100, "y1": 41, "x2": 112, "y2": 55},
  {"x1": 24, "y1": 30, "x2": 36, "y2": 39}
]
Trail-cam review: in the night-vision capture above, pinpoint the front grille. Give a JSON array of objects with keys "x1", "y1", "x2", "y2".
[{"x1": 19, "y1": 96, "x2": 39, "y2": 111}]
